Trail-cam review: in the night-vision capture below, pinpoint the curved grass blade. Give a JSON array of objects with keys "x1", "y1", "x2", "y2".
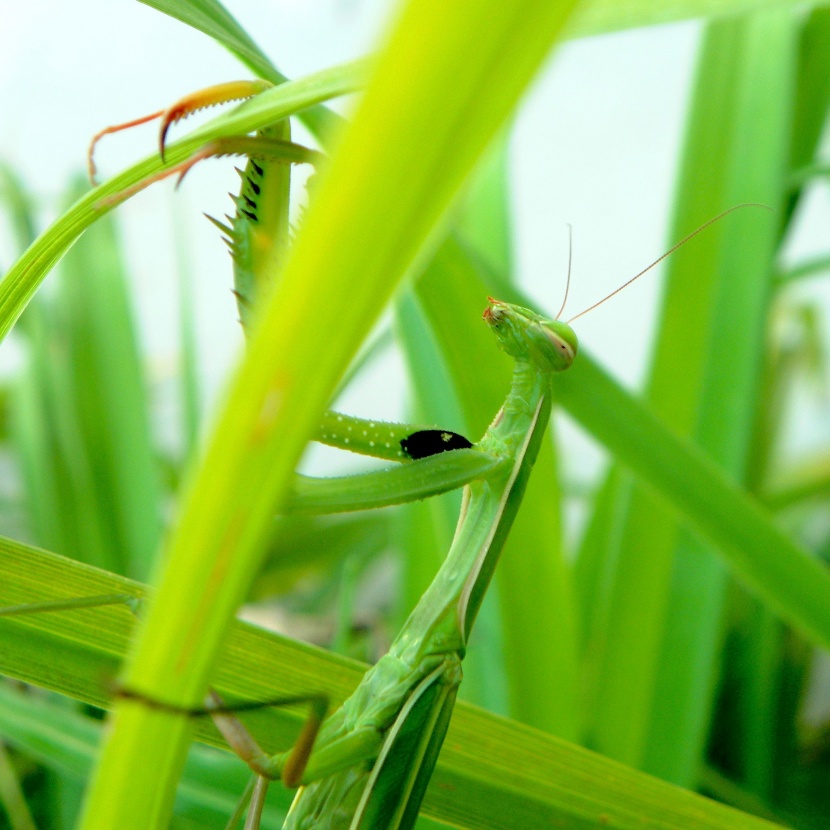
[
  {"x1": 0, "y1": 540, "x2": 788, "y2": 830},
  {"x1": 556, "y1": 353, "x2": 830, "y2": 653}
]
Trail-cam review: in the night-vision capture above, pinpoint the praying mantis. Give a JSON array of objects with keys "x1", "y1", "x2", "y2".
[
  {"x1": 89, "y1": 83, "x2": 580, "y2": 830},
  {"x1": 1, "y1": 78, "x2": 761, "y2": 830}
]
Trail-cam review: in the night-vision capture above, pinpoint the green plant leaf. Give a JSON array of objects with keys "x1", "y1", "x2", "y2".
[
  {"x1": 0, "y1": 540, "x2": 787, "y2": 830},
  {"x1": 568, "y1": 0, "x2": 826, "y2": 38},
  {"x1": 555, "y1": 352, "x2": 830, "y2": 653}
]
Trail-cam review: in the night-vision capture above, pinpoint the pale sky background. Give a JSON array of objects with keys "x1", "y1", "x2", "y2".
[{"x1": 1, "y1": 1, "x2": 828, "y2": 480}]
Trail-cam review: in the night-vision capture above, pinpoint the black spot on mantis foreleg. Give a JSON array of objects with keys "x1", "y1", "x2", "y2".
[{"x1": 400, "y1": 430, "x2": 473, "y2": 460}]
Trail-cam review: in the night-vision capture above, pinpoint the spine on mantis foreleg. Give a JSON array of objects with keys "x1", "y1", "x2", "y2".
[{"x1": 209, "y1": 119, "x2": 297, "y2": 333}]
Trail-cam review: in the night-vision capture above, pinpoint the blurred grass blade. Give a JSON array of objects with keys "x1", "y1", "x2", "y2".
[
  {"x1": 80, "y1": 4, "x2": 581, "y2": 827},
  {"x1": 568, "y1": 0, "x2": 821, "y2": 39},
  {"x1": 0, "y1": 165, "x2": 38, "y2": 252},
  {"x1": 555, "y1": 353, "x2": 830, "y2": 652},
  {"x1": 643, "y1": 10, "x2": 796, "y2": 786},
  {"x1": 56, "y1": 177, "x2": 163, "y2": 580},
  {"x1": 589, "y1": 9, "x2": 797, "y2": 775},
  {"x1": 0, "y1": 741, "x2": 37, "y2": 830},
  {"x1": 13, "y1": 303, "x2": 116, "y2": 570},
  {"x1": 574, "y1": 465, "x2": 625, "y2": 653},
  {"x1": 584, "y1": 18, "x2": 752, "y2": 765},
  {"x1": 173, "y1": 216, "x2": 201, "y2": 462},
  {"x1": 0, "y1": 540, "x2": 789, "y2": 830},
  {"x1": 783, "y1": 7, "x2": 830, "y2": 223},
  {"x1": 9, "y1": 178, "x2": 163, "y2": 581},
  {"x1": 455, "y1": 137, "x2": 514, "y2": 276}
]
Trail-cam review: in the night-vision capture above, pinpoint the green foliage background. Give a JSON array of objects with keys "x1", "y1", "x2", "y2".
[{"x1": 1, "y1": 1, "x2": 830, "y2": 828}]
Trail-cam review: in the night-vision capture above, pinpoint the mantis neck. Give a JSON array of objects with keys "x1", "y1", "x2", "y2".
[{"x1": 391, "y1": 359, "x2": 552, "y2": 667}]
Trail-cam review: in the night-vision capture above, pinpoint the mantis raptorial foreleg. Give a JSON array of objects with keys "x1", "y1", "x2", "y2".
[{"x1": 89, "y1": 83, "x2": 476, "y2": 468}]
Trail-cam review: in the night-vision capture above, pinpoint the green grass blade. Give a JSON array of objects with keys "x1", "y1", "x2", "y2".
[
  {"x1": 0, "y1": 741, "x2": 37, "y2": 830},
  {"x1": 8, "y1": 178, "x2": 163, "y2": 581},
  {"x1": 573, "y1": 465, "x2": 625, "y2": 654},
  {"x1": 786, "y1": 6, "x2": 830, "y2": 213},
  {"x1": 586, "y1": 18, "x2": 752, "y2": 767},
  {"x1": 556, "y1": 353, "x2": 830, "y2": 652},
  {"x1": 12, "y1": 304, "x2": 116, "y2": 571},
  {"x1": 643, "y1": 10, "x2": 796, "y2": 786},
  {"x1": 568, "y1": 0, "x2": 822, "y2": 39},
  {"x1": 57, "y1": 178, "x2": 164, "y2": 580},
  {"x1": 455, "y1": 138, "x2": 514, "y2": 277},
  {"x1": 173, "y1": 217, "x2": 201, "y2": 463},
  {"x1": 0, "y1": 165, "x2": 38, "y2": 253},
  {"x1": 589, "y1": 8, "x2": 797, "y2": 775},
  {"x1": 0, "y1": 541, "x2": 789, "y2": 830}
]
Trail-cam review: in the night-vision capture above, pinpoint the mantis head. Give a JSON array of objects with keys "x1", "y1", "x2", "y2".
[{"x1": 483, "y1": 298, "x2": 577, "y2": 373}]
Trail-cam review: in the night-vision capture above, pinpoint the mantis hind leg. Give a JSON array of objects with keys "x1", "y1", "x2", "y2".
[{"x1": 0, "y1": 593, "x2": 328, "y2": 829}]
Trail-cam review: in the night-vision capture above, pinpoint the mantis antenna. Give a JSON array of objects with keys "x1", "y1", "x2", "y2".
[
  {"x1": 566, "y1": 203, "x2": 772, "y2": 324},
  {"x1": 554, "y1": 223, "x2": 573, "y2": 321}
]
